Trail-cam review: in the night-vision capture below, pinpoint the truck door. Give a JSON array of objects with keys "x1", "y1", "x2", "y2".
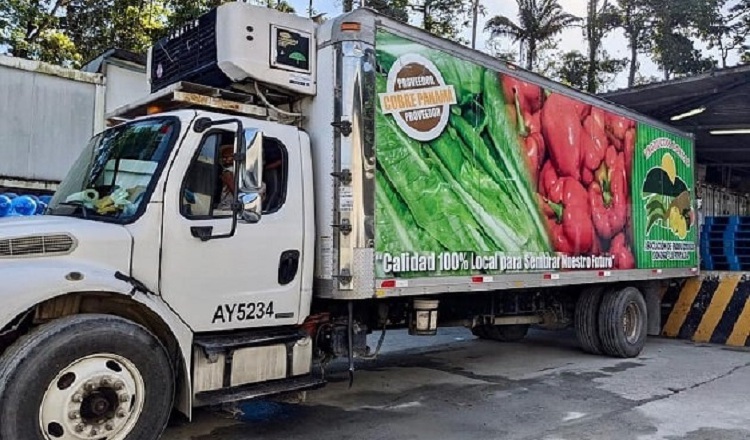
[{"x1": 159, "y1": 117, "x2": 305, "y2": 332}]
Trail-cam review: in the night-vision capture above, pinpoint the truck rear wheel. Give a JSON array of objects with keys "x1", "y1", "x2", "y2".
[
  {"x1": 472, "y1": 324, "x2": 529, "y2": 342},
  {"x1": 597, "y1": 287, "x2": 647, "y2": 358},
  {"x1": 574, "y1": 286, "x2": 605, "y2": 355},
  {"x1": 0, "y1": 314, "x2": 174, "y2": 440}
]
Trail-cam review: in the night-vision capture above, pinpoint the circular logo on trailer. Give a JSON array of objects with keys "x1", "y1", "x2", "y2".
[{"x1": 378, "y1": 54, "x2": 457, "y2": 141}]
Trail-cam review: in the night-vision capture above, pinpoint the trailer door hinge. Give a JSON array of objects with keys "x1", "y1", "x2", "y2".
[
  {"x1": 332, "y1": 120, "x2": 353, "y2": 137},
  {"x1": 331, "y1": 168, "x2": 352, "y2": 185},
  {"x1": 332, "y1": 218, "x2": 352, "y2": 235}
]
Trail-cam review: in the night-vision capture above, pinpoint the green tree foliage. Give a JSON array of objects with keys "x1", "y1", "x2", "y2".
[
  {"x1": 699, "y1": 0, "x2": 750, "y2": 68},
  {"x1": 4, "y1": 0, "x2": 747, "y2": 85},
  {"x1": 165, "y1": 0, "x2": 226, "y2": 29},
  {"x1": 486, "y1": 38, "x2": 518, "y2": 63},
  {"x1": 65, "y1": 0, "x2": 169, "y2": 65},
  {"x1": 410, "y1": 0, "x2": 472, "y2": 43},
  {"x1": 584, "y1": 0, "x2": 619, "y2": 92},
  {"x1": 645, "y1": 0, "x2": 719, "y2": 80},
  {"x1": 0, "y1": 0, "x2": 80, "y2": 66},
  {"x1": 167, "y1": 0, "x2": 294, "y2": 29},
  {"x1": 553, "y1": 49, "x2": 626, "y2": 91},
  {"x1": 614, "y1": 0, "x2": 719, "y2": 84},
  {"x1": 484, "y1": 0, "x2": 580, "y2": 70},
  {"x1": 616, "y1": 0, "x2": 649, "y2": 87},
  {"x1": 651, "y1": 32, "x2": 716, "y2": 79},
  {"x1": 1, "y1": 0, "x2": 296, "y2": 67},
  {"x1": 366, "y1": 0, "x2": 410, "y2": 22}
]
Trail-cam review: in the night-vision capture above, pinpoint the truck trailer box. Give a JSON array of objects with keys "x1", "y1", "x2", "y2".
[
  {"x1": 144, "y1": 4, "x2": 699, "y2": 302},
  {"x1": 330, "y1": 25, "x2": 698, "y2": 299},
  {"x1": 0, "y1": 56, "x2": 105, "y2": 193}
]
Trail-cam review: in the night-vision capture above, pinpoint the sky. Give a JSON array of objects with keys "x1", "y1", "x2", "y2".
[{"x1": 289, "y1": 0, "x2": 739, "y2": 91}]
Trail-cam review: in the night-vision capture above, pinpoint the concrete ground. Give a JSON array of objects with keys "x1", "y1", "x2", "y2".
[{"x1": 163, "y1": 328, "x2": 750, "y2": 440}]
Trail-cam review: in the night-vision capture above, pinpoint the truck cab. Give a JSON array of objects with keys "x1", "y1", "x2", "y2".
[
  {"x1": 42, "y1": 109, "x2": 315, "y2": 331},
  {"x1": 0, "y1": 100, "x2": 322, "y2": 440}
]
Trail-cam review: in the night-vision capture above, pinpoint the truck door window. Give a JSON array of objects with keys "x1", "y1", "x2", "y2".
[
  {"x1": 181, "y1": 133, "x2": 288, "y2": 218},
  {"x1": 181, "y1": 131, "x2": 236, "y2": 218},
  {"x1": 261, "y1": 137, "x2": 288, "y2": 214}
]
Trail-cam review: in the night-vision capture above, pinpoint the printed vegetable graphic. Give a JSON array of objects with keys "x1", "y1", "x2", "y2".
[
  {"x1": 539, "y1": 162, "x2": 594, "y2": 254},
  {"x1": 611, "y1": 232, "x2": 635, "y2": 269},
  {"x1": 605, "y1": 113, "x2": 633, "y2": 150},
  {"x1": 541, "y1": 93, "x2": 583, "y2": 180},
  {"x1": 624, "y1": 127, "x2": 635, "y2": 181},
  {"x1": 581, "y1": 108, "x2": 608, "y2": 186},
  {"x1": 506, "y1": 78, "x2": 545, "y2": 187},
  {"x1": 482, "y1": 70, "x2": 550, "y2": 243},
  {"x1": 428, "y1": 125, "x2": 531, "y2": 250},
  {"x1": 374, "y1": 30, "x2": 697, "y2": 276},
  {"x1": 525, "y1": 132, "x2": 545, "y2": 186},
  {"x1": 642, "y1": 152, "x2": 693, "y2": 239},
  {"x1": 375, "y1": 100, "x2": 493, "y2": 252},
  {"x1": 502, "y1": 76, "x2": 542, "y2": 113},
  {"x1": 375, "y1": 172, "x2": 443, "y2": 256},
  {"x1": 375, "y1": 171, "x2": 450, "y2": 277},
  {"x1": 589, "y1": 145, "x2": 628, "y2": 240},
  {"x1": 374, "y1": 33, "x2": 551, "y2": 274}
]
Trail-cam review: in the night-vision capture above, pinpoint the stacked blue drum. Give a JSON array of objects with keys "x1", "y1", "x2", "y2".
[{"x1": 0, "y1": 193, "x2": 52, "y2": 217}]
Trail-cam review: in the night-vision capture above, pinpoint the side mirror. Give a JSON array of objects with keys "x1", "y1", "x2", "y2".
[{"x1": 236, "y1": 128, "x2": 264, "y2": 223}]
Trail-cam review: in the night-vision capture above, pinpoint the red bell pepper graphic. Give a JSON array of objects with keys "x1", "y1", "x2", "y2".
[
  {"x1": 581, "y1": 108, "x2": 608, "y2": 187},
  {"x1": 539, "y1": 162, "x2": 594, "y2": 254},
  {"x1": 589, "y1": 145, "x2": 628, "y2": 240},
  {"x1": 541, "y1": 93, "x2": 583, "y2": 181},
  {"x1": 611, "y1": 232, "x2": 635, "y2": 269},
  {"x1": 502, "y1": 76, "x2": 543, "y2": 114}
]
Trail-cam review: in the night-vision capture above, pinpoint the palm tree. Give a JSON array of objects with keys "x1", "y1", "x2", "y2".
[
  {"x1": 265, "y1": 0, "x2": 296, "y2": 13},
  {"x1": 485, "y1": 0, "x2": 580, "y2": 70}
]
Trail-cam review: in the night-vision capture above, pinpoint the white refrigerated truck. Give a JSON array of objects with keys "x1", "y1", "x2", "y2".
[{"x1": 0, "y1": 3, "x2": 699, "y2": 439}]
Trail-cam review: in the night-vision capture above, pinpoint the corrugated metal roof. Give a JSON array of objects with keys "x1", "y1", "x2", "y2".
[{"x1": 603, "y1": 65, "x2": 750, "y2": 179}]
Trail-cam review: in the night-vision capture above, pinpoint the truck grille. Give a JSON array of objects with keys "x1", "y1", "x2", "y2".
[
  {"x1": 150, "y1": 9, "x2": 223, "y2": 92},
  {"x1": 0, "y1": 234, "x2": 76, "y2": 258}
]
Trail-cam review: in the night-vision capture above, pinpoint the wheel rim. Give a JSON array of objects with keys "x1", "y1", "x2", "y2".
[
  {"x1": 39, "y1": 354, "x2": 145, "y2": 440},
  {"x1": 623, "y1": 302, "x2": 641, "y2": 344}
]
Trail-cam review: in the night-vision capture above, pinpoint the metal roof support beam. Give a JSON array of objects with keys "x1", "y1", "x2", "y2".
[{"x1": 651, "y1": 78, "x2": 750, "y2": 120}]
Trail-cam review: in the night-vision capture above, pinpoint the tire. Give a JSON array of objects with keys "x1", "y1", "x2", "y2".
[
  {"x1": 473, "y1": 324, "x2": 529, "y2": 342},
  {"x1": 489, "y1": 325, "x2": 529, "y2": 342},
  {"x1": 471, "y1": 325, "x2": 489, "y2": 339},
  {"x1": 574, "y1": 286, "x2": 605, "y2": 355},
  {"x1": 0, "y1": 314, "x2": 174, "y2": 440},
  {"x1": 597, "y1": 286, "x2": 648, "y2": 358}
]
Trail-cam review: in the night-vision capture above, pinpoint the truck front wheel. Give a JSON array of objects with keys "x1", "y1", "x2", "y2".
[
  {"x1": 0, "y1": 314, "x2": 174, "y2": 440},
  {"x1": 597, "y1": 287, "x2": 647, "y2": 358}
]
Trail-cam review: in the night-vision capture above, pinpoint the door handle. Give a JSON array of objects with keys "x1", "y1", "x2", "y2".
[
  {"x1": 278, "y1": 250, "x2": 300, "y2": 285},
  {"x1": 190, "y1": 226, "x2": 213, "y2": 241}
]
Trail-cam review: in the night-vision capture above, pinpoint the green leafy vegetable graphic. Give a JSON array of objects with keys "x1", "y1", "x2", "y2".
[{"x1": 374, "y1": 31, "x2": 551, "y2": 277}]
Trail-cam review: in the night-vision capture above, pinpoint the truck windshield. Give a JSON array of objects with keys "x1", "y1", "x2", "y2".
[{"x1": 47, "y1": 118, "x2": 179, "y2": 223}]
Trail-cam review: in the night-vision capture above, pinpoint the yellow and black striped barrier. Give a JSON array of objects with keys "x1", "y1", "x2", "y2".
[{"x1": 661, "y1": 272, "x2": 750, "y2": 347}]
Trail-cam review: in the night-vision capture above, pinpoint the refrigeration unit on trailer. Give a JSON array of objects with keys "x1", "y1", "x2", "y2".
[{"x1": 0, "y1": 3, "x2": 699, "y2": 439}]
